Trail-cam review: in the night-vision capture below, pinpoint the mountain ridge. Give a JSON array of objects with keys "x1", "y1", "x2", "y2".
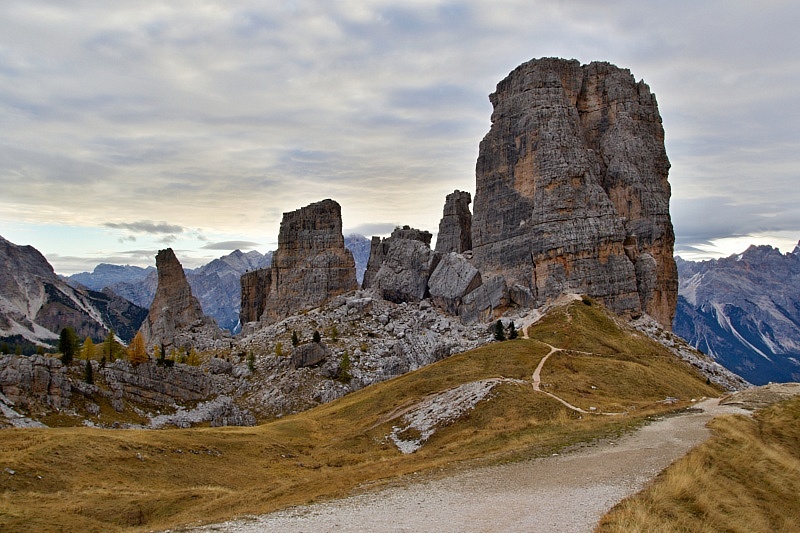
[{"x1": 674, "y1": 242, "x2": 800, "y2": 384}]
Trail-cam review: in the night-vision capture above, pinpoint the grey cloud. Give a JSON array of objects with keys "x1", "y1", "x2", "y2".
[
  {"x1": 104, "y1": 221, "x2": 185, "y2": 234},
  {"x1": 345, "y1": 223, "x2": 398, "y2": 237},
  {"x1": 202, "y1": 241, "x2": 261, "y2": 250},
  {"x1": 2, "y1": 1, "x2": 800, "y2": 263}
]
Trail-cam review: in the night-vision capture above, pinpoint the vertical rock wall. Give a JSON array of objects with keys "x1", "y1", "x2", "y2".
[
  {"x1": 471, "y1": 58, "x2": 677, "y2": 327},
  {"x1": 255, "y1": 199, "x2": 359, "y2": 325}
]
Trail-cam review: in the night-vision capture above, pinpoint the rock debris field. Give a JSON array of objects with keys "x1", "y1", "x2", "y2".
[{"x1": 187, "y1": 398, "x2": 748, "y2": 533}]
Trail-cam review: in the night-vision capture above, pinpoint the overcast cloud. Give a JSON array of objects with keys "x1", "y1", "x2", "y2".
[{"x1": 1, "y1": 1, "x2": 798, "y2": 273}]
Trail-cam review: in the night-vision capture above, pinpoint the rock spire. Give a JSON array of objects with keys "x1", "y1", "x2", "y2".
[
  {"x1": 435, "y1": 190, "x2": 472, "y2": 254},
  {"x1": 240, "y1": 199, "x2": 358, "y2": 325},
  {"x1": 139, "y1": 248, "x2": 222, "y2": 351},
  {"x1": 471, "y1": 57, "x2": 677, "y2": 327}
]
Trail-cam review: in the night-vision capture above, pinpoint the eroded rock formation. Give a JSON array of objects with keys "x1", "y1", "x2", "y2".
[
  {"x1": 471, "y1": 58, "x2": 677, "y2": 327},
  {"x1": 362, "y1": 226, "x2": 435, "y2": 303},
  {"x1": 435, "y1": 190, "x2": 472, "y2": 254},
  {"x1": 240, "y1": 199, "x2": 358, "y2": 325},
  {"x1": 139, "y1": 248, "x2": 223, "y2": 351}
]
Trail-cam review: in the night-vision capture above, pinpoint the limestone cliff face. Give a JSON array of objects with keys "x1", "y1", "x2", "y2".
[
  {"x1": 471, "y1": 58, "x2": 677, "y2": 327},
  {"x1": 243, "y1": 199, "x2": 359, "y2": 325},
  {"x1": 435, "y1": 190, "x2": 472, "y2": 254},
  {"x1": 139, "y1": 248, "x2": 222, "y2": 351}
]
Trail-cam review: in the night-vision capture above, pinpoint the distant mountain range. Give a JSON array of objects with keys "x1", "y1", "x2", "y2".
[
  {"x1": 65, "y1": 234, "x2": 372, "y2": 333},
  {"x1": 674, "y1": 243, "x2": 800, "y2": 385},
  {"x1": 0, "y1": 236, "x2": 147, "y2": 351}
]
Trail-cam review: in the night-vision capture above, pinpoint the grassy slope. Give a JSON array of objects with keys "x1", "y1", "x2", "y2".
[
  {"x1": 0, "y1": 301, "x2": 721, "y2": 532},
  {"x1": 597, "y1": 396, "x2": 800, "y2": 532}
]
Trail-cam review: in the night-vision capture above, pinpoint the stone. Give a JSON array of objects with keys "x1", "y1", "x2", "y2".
[
  {"x1": 471, "y1": 57, "x2": 677, "y2": 328},
  {"x1": 363, "y1": 225, "x2": 434, "y2": 291},
  {"x1": 458, "y1": 276, "x2": 509, "y2": 324},
  {"x1": 139, "y1": 248, "x2": 223, "y2": 352},
  {"x1": 291, "y1": 342, "x2": 330, "y2": 369},
  {"x1": 435, "y1": 190, "x2": 473, "y2": 254},
  {"x1": 377, "y1": 241, "x2": 434, "y2": 303},
  {"x1": 248, "y1": 199, "x2": 359, "y2": 325},
  {"x1": 427, "y1": 253, "x2": 482, "y2": 315},
  {"x1": 362, "y1": 226, "x2": 435, "y2": 303}
]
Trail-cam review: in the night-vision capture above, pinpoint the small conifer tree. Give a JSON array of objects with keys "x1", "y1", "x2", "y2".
[
  {"x1": 312, "y1": 330, "x2": 321, "y2": 343},
  {"x1": 82, "y1": 336, "x2": 95, "y2": 360},
  {"x1": 338, "y1": 351, "x2": 352, "y2": 383},
  {"x1": 291, "y1": 330, "x2": 299, "y2": 347},
  {"x1": 507, "y1": 321, "x2": 518, "y2": 340},
  {"x1": 84, "y1": 359, "x2": 94, "y2": 385},
  {"x1": 59, "y1": 327, "x2": 78, "y2": 364},
  {"x1": 128, "y1": 331, "x2": 148, "y2": 365},
  {"x1": 494, "y1": 320, "x2": 506, "y2": 341}
]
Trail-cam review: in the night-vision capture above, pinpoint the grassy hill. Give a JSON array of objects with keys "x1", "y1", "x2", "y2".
[
  {"x1": 597, "y1": 395, "x2": 800, "y2": 532},
  {"x1": 0, "y1": 300, "x2": 721, "y2": 532}
]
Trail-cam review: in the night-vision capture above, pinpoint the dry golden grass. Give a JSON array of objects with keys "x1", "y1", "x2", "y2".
[
  {"x1": 597, "y1": 396, "x2": 800, "y2": 533},
  {"x1": 0, "y1": 301, "x2": 722, "y2": 532}
]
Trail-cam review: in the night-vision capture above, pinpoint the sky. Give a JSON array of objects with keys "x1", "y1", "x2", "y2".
[{"x1": 1, "y1": 1, "x2": 799, "y2": 274}]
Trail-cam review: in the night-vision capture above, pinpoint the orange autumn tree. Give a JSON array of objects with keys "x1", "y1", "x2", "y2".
[{"x1": 127, "y1": 331, "x2": 148, "y2": 365}]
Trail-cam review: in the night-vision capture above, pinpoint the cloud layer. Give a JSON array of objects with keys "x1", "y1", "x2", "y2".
[{"x1": 1, "y1": 1, "x2": 798, "y2": 272}]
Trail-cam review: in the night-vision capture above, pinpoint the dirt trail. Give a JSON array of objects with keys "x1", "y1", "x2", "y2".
[{"x1": 190, "y1": 399, "x2": 748, "y2": 533}]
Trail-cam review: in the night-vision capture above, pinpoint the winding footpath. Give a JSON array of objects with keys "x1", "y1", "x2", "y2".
[
  {"x1": 191, "y1": 399, "x2": 748, "y2": 533},
  {"x1": 189, "y1": 311, "x2": 746, "y2": 532}
]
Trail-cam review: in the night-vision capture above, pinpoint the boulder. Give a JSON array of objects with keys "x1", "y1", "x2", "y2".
[
  {"x1": 428, "y1": 253, "x2": 482, "y2": 315},
  {"x1": 458, "y1": 276, "x2": 509, "y2": 323},
  {"x1": 292, "y1": 342, "x2": 330, "y2": 369},
  {"x1": 367, "y1": 229, "x2": 436, "y2": 303}
]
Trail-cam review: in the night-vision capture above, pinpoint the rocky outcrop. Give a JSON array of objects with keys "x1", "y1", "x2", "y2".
[
  {"x1": 0, "y1": 354, "x2": 70, "y2": 409},
  {"x1": 240, "y1": 268, "x2": 272, "y2": 324},
  {"x1": 100, "y1": 358, "x2": 235, "y2": 405},
  {"x1": 139, "y1": 248, "x2": 223, "y2": 352},
  {"x1": 362, "y1": 226, "x2": 435, "y2": 303},
  {"x1": 241, "y1": 200, "x2": 359, "y2": 326},
  {"x1": 435, "y1": 190, "x2": 472, "y2": 254},
  {"x1": 362, "y1": 226, "x2": 506, "y2": 321},
  {"x1": 471, "y1": 58, "x2": 677, "y2": 328}
]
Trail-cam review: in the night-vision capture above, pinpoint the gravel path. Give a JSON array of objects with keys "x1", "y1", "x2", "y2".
[{"x1": 190, "y1": 398, "x2": 748, "y2": 533}]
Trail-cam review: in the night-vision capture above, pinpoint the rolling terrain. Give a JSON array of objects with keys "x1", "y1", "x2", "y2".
[{"x1": 0, "y1": 300, "x2": 721, "y2": 532}]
